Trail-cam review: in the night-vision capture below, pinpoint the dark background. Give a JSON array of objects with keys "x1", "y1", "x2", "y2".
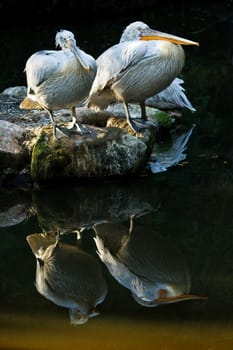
[
  {"x1": 0, "y1": 0, "x2": 232, "y2": 89},
  {"x1": 0, "y1": 0, "x2": 232, "y2": 26}
]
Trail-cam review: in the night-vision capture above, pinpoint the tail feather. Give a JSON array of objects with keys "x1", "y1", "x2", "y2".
[{"x1": 86, "y1": 89, "x2": 116, "y2": 111}]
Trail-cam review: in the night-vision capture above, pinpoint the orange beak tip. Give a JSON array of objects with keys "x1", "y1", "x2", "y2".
[
  {"x1": 157, "y1": 295, "x2": 208, "y2": 304},
  {"x1": 140, "y1": 35, "x2": 200, "y2": 47}
]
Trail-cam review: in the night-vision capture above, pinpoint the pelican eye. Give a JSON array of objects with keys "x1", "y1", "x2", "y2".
[
  {"x1": 37, "y1": 257, "x2": 44, "y2": 267},
  {"x1": 158, "y1": 288, "x2": 168, "y2": 298}
]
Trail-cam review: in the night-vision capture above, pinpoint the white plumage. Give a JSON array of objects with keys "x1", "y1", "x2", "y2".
[
  {"x1": 93, "y1": 219, "x2": 206, "y2": 306},
  {"x1": 26, "y1": 232, "x2": 107, "y2": 325},
  {"x1": 87, "y1": 22, "x2": 198, "y2": 132},
  {"x1": 24, "y1": 29, "x2": 97, "y2": 138},
  {"x1": 145, "y1": 78, "x2": 195, "y2": 111},
  {"x1": 119, "y1": 21, "x2": 196, "y2": 112}
]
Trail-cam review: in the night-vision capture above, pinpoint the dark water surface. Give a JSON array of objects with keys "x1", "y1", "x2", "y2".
[{"x1": 0, "y1": 5, "x2": 233, "y2": 350}]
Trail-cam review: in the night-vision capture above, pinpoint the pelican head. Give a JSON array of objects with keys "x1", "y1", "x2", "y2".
[
  {"x1": 120, "y1": 21, "x2": 199, "y2": 47},
  {"x1": 69, "y1": 308, "x2": 100, "y2": 325},
  {"x1": 55, "y1": 29, "x2": 77, "y2": 49},
  {"x1": 132, "y1": 284, "x2": 207, "y2": 307},
  {"x1": 120, "y1": 21, "x2": 150, "y2": 42},
  {"x1": 55, "y1": 29, "x2": 94, "y2": 71}
]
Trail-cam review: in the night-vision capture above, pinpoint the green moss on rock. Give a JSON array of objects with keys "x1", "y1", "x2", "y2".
[
  {"x1": 31, "y1": 124, "x2": 156, "y2": 183},
  {"x1": 31, "y1": 131, "x2": 76, "y2": 181},
  {"x1": 151, "y1": 111, "x2": 174, "y2": 128}
]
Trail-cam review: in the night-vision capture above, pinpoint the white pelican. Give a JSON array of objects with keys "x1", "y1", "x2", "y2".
[
  {"x1": 23, "y1": 29, "x2": 97, "y2": 139},
  {"x1": 145, "y1": 78, "x2": 196, "y2": 111},
  {"x1": 26, "y1": 232, "x2": 107, "y2": 325},
  {"x1": 119, "y1": 22, "x2": 196, "y2": 112},
  {"x1": 93, "y1": 217, "x2": 206, "y2": 307},
  {"x1": 87, "y1": 22, "x2": 199, "y2": 132}
]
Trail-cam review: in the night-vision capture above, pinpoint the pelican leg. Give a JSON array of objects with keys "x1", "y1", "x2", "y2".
[
  {"x1": 72, "y1": 228, "x2": 86, "y2": 249},
  {"x1": 129, "y1": 214, "x2": 136, "y2": 235},
  {"x1": 47, "y1": 110, "x2": 69, "y2": 139},
  {"x1": 140, "y1": 102, "x2": 158, "y2": 129},
  {"x1": 55, "y1": 230, "x2": 62, "y2": 242},
  {"x1": 123, "y1": 102, "x2": 148, "y2": 133},
  {"x1": 140, "y1": 102, "x2": 147, "y2": 121},
  {"x1": 123, "y1": 102, "x2": 141, "y2": 132},
  {"x1": 67, "y1": 107, "x2": 91, "y2": 134}
]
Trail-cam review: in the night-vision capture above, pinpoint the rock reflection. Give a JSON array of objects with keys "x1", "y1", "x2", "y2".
[
  {"x1": 26, "y1": 231, "x2": 107, "y2": 325},
  {"x1": 0, "y1": 188, "x2": 33, "y2": 227},
  {"x1": 93, "y1": 215, "x2": 206, "y2": 307},
  {"x1": 0, "y1": 203, "x2": 29, "y2": 227},
  {"x1": 32, "y1": 180, "x2": 157, "y2": 233}
]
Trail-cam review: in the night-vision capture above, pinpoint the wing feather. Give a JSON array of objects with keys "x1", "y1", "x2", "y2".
[
  {"x1": 92, "y1": 41, "x2": 151, "y2": 92},
  {"x1": 25, "y1": 50, "x2": 66, "y2": 89}
]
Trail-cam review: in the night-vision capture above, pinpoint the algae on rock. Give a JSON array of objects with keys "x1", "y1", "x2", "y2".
[{"x1": 31, "y1": 124, "x2": 155, "y2": 183}]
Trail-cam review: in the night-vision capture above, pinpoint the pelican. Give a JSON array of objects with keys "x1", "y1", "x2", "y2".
[
  {"x1": 119, "y1": 22, "x2": 196, "y2": 112},
  {"x1": 22, "y1": 29, "x2": 97, "y2": 139},
  {"x1": 93, "y1": 217, "x2": 206, "y2": 307},
  {"x1": 87, "y1": 22, "x2": 199, "y2": 132},
  {"x1": 145, "y1": 78, "x2": 195, "y2": 111},
  {"x1": 26, "y1": 232, "x2": 107, "y2": 325}
]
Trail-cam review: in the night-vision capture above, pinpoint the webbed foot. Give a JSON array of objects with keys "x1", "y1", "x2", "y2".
[
  {"x1": 127, "y1": 119, "x2": 152, "y2": 133},
  {"x1": 69, "y1": 123, "x2": 91, "y2": 134},
  {"x1": 53, "y1": 125, "x2": 70, "y2": 139}
]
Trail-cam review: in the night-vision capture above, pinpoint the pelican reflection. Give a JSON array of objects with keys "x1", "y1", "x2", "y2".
[
  {"x1": 26, "y1": 231, "x2": 107, "y2": 324},
  {"x1": 93, "y1": 216, "x2": 206, "y2": 307}
]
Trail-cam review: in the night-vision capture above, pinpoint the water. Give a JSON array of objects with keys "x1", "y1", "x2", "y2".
[
  {"x1": 0, "y1": 5, "x2": 233, "y2": 350},
  {"x1": 0, "y1": 173, "x2": 233, "y2": 349},
  {"x1": 0, "y1": 174, "x2": 233, "y2": 350}
]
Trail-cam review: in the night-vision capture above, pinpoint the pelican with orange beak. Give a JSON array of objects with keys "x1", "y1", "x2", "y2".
[
  {"x1": 93, "y1": 217, "x2": 207, "y2": 307},
  {"x1": 87, "y1": 22, "x2": 199, "y2": 132}
]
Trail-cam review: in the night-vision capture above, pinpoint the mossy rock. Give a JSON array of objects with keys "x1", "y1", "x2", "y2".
[
  {"x1": 150, "y1": 110, "x2": 174, "y2": 128},
  {"x1": 31, "y1": 124, "x2": 155, "y2": 183}
]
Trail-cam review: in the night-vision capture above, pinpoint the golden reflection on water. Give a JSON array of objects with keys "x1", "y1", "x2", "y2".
[{"x1": 0, "y1": 312, "x2": 232, "y2": 350}]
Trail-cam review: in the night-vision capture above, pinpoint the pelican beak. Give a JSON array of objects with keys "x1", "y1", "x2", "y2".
[
  {"x1": 140, "y1": 29, "x2": 199, "y2": 46},
  {"x1": 65, "y1": 37, "x2": 77, "y2": 49},
  {"x1": 88, "y1": 309, "x2": 100, "y2": 318},
  {"x1": 72, "y1": 46, "x2": 92, "y2": 71},
  {"x1": 156, "y1": 294, "x2": 207, "y2": 304}
]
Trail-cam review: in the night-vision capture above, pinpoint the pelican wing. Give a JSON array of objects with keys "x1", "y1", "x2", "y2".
[
  {"x1": 25, "y1": 50, "x2": 66, "y2": 89},
  {"x1": 146, "y1": 78, "x2": 196, "y2": 111},
  {"x1": 93, "y1": 41, "x2": 150, "y2": 92},
  {"x1": 87, "y1": 40, "x2": 162, "y2": 110}
]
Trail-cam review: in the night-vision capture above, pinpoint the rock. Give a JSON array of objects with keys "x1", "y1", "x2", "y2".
[
  {"x1": 0, "y1": 120, "x2": 28, "y2": 170},
  {"x1": 1, "y1": 86, "x2": 180, "y2": 186},
  {"x1": 2, "y1": 86, "x2": 27, "y2": 99},
  {"x1": 31, "y1": 123, "x2": 155, "y2": 182}
]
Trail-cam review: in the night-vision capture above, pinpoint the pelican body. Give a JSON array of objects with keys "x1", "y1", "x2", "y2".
[
  {"x1": 87, "y1": 22, "x2": 198, "y2": 132},
  {"x1": 24, "y1": 29, "x2": 97, "y2": 138},
  {"x1": 93, "y1": 220, "x2": 206, "y2": 307},
  {"x1": 145, "y1": 78, "x2": 196, "y2": 111},
  {"x1": 26, "y1": 232, "x2": 107, "y2": 325},
  {"x1": 119, "y1": 22, "x2": 196, "y2": 112}
]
